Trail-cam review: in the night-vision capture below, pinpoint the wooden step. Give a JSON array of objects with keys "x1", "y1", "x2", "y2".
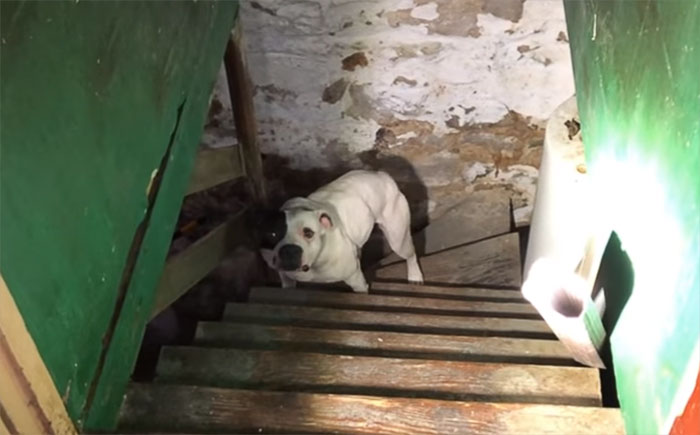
[
  {"x1": 195, "y1": 323, "x2": 575, "y2": 365},
  {"x1": 156, "y1": 347, "x2": 600, "y2": 406},
  {"x1": 380, "y1": 190, "x2": 512, "y2": 266},
  {"x1": 249, "y1": 287, "x2": 538, "y2": 319},
  {"x1": 370, "y1": 281, "x2": 526, "y2": 302},
  {"x1": 376, "y1": 232, "x2": 522, "y2": 288},
  {"x1": 119, "y1": 384, "x2": 625, "y2": 434},
  {"x1": 224, "y1": 303, "x2": 554, "y2": 339}
]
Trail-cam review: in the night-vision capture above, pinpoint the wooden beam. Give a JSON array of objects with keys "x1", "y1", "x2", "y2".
[
  {"x1": 119, "y1": 384, "x2": 625, "y2": 434},
  {"x1": 224, "y1": 303, "x2": 554, "y2": 339},
  {"x1": 186, "y1": 146, "x2": 245, "y2": 196},
  {"x1": 224, "y1": 19, "x2": 267, "y2": 205},
  {"x1": 249, "y1": 287, "x2": 539, "y2": 318},
  {"x1": 156, "y1": 347, "x2": 601, "y2": 406},
  {"x1": 150, "y1": 208, "x2": 248, "y2": 318},
  {"x1": 195, "y1": 323, "x2": 574, "y2": 365},
  {"x1": 0, "y1": 412, "x2": 13, "y2": 435},
  {"x1": 0, "y1": 275, "x2": 75, "y2": 434}
]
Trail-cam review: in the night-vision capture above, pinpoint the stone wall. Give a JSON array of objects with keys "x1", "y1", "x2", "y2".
[{"x1": 204, "y1": 0, "x2": 575, "y2": 227}]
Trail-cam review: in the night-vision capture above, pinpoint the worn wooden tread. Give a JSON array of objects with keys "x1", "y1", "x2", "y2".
[
  {"x1": 195, "y1": 322, "x2": 574, "y2": 365},
  {"x1": 379, "y1": 190, "x2": 512, "y2": 266},
  {"x1": 224, "y1": 303, "x2": 554, "y2": 339},
  {"x1": 249, "y1": 287, "x2": 538, "y2": 318},
  {"x1": 376, "y1": 232, "x2": 522, "y2": 288},
  {"x1": 120, "y1": 384, "x2": 625, "y2": 434},
  {"x1": 370, "y1": 281, "x2": 525, "y2": 302},
  {"x1": 157, "y1": 347, "x2": 600, "y2": 406}
]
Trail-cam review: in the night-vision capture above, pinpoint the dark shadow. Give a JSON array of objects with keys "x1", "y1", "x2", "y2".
[
  {"x1": 132, "y1": 279, "x2": 223, "y2": 381},
  {"x1": 592, "y1": 231, "x2": 635, "y2": 407},
  {"x1": 132, "y1": 249, "x2": 272, "y2": 381},
  {"x1": 516, "y1": 225, "x2": 530, "y2": 275}
]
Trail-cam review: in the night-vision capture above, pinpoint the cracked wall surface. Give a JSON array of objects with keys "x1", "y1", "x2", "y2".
[{"x1": 204, "y1": 0, "x2": 575, "y2": 226}]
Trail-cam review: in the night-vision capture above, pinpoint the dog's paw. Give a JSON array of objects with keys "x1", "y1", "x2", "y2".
[
  {"x1": 406, "y1": 256, "x2": 423, "y2": 285},
  {"x1": 351, "y1": 283, "x2": 370, "y2": 293},
  {"x1": 407, "y1": 269, "x2": 424, "y2": 285}
]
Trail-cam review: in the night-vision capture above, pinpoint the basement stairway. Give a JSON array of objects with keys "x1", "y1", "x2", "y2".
[{"x1": 118, "y1": 193, "x2": 625, "y2": 434}]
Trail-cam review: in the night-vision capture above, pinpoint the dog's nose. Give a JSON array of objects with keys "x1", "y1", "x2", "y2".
[{"x1": 278, "y1": 244, "x2": 303, "y2": 271}]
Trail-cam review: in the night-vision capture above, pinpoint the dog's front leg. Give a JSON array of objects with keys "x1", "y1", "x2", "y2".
[
  {"x1": 279, "y1": 272, "x2": 297, "y2": 288},
  {"x1": 344, "y1": 268, "x2": 369, "y2": 293}
]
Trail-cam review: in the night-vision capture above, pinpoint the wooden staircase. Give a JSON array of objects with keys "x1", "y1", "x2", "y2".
[{"x1": 118, "y1": 226, "x2": 624, "y2": 433}]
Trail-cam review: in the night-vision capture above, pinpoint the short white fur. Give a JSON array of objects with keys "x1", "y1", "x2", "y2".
[{"x1": 261, "y1": 170, "x2": 424, "y2": 292}]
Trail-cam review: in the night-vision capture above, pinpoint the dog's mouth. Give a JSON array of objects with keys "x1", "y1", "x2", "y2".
[{"x1": 274, "y1": 258, "x2": 310, "y2": 273}]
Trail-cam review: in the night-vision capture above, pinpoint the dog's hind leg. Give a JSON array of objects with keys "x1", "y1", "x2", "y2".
[{"x1": 377, "y1": 194, "x2": 424, "y2": 284}]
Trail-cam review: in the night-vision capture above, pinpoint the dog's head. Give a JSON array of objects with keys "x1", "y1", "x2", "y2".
[{"x1": 253, "y1": 205, "x2": 334, "y2": 273}]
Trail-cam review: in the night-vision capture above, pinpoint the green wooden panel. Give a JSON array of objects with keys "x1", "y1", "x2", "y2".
[
  {"x1": 0, "y1": 1, "x2": 238, "y2": 430},
  {"x1": 564, "y1": 1, "x2": 700, "y2": 433}
]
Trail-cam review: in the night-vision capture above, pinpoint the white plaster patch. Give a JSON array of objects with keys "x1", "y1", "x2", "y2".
[
  {"x1": 462, "y1": 161, "x2": 494, "y2": 183},
  {"x1": 394, "y1": 0, "x2": 416, "y2": 9},
  {"x1": 396, "y1": 131, "x2": 417, "y2": 141},
  {"x1": 410, "y1": 3, "x2": 439, "y2": 21}
]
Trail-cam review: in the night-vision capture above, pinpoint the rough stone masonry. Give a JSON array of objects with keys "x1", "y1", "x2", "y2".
[{"x1": 202, "y1": 0, "x2": 575, "y2": 227}]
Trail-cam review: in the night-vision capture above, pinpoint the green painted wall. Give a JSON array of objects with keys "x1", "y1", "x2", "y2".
[
  {"x1": 564, "y1": 1, "x2": 700, "y2": 433},
  {"x1": 0, "y1": 1, "x2": 238, "y2": 430}
]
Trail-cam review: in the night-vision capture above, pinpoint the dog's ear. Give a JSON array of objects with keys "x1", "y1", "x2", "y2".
[
  {"x1": 259, "y1": 248, "x2": 275, "y2": 268},
  {"x1": 319, "y1": 212, "x2": 333, "y2": 229}
]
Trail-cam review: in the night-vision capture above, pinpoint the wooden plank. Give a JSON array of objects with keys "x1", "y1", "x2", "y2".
[
  {"x1": 249, "y1": 287, "x2": 538, "y2": 318},
  {"x1": 370, "y1": 281, "x2": 525, "y2": 302},
  {"x1": 194, "y1": 323, "x2": 574, "y2": 365},
  {"x1": 157, "y1": 347, "x2": 601, "y2": 406},
  {"x1": 376, "y1": 233, "x2": 522, "y2": 288},
  {"x1": 224, "y1": 19, "x2": 267, "y2": 205},
  {"x1": 186, "y1": 146, "x2": 245, "y2": 195},
  {"x1": 0, "y1": 276, "x2": 76, "y2": 434},
  {"x1": 119, "y1": 384, "x2": 625, "y2": 434},
  {"x1": 224, "y1": 303, "x2": 554, "y2": 339},
  {"x1": 150, "y1": 208, "x2": 248, "y2": 318},
  {"x1": 0, "y1": 414, "x2": 12, "y2": 435},
  {"x1": 380, "y1": 190, "x2": 512, "y2": 266},
  {"x1": 0, "y1": 334, "x2": 47, "y2": 435}
]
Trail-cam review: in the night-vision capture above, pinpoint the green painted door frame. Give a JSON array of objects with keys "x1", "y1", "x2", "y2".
[
  {"x1": 0, "y1": 1, "x2": 239, "y2": 430},
  {"x1": 564, "y1": 1, "x2": 700, "y2": 433}
]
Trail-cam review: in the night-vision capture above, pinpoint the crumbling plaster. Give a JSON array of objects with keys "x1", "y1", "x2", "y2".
[{"x1": 204, "y1": 0, "x2": 575, "y2": 226}]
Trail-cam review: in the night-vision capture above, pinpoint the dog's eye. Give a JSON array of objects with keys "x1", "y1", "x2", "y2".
[{"x1": 303, "y1": 228, "x2": 314, "y2": 239}]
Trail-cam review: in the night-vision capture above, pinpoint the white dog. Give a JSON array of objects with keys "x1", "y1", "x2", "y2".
[{"x1": 255, "y1": 170, "x2": 423, "y2": 292}]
